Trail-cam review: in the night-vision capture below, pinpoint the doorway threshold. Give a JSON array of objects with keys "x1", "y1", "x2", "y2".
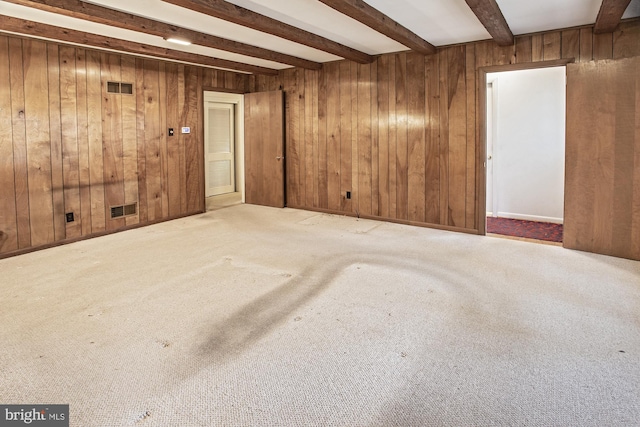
[{"x1": 206, "y1": 192, "x2": 242, "y2": 211}]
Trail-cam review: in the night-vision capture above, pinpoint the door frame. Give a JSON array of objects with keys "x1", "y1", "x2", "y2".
[
  {"x1": 203, "y1": 91, "x2": 245, "y2": 203},
  {"x1": 476, "y1": 58, "x2": 573, "y2": 235}
]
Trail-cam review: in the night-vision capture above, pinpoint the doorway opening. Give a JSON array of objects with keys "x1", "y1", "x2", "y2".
[
  {"x1": 203, "y1": 91, "x2": 245, "y2": 211},
  {"x1": 484, "y1": 65, "x2": 566, "y2": 244}
]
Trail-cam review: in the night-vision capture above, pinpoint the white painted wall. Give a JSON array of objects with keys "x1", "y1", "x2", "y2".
[{"x1": 486, "y1": 67, "x2": 566, "y2": 223}]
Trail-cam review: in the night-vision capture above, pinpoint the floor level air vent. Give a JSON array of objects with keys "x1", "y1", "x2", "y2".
[{"x1": 111, "y1": 203, "x2": 137, "y2": 219}]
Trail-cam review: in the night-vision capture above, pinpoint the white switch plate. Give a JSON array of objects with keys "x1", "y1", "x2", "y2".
[{"x1": 181, "y1": 127, "x2": 191, "y2": 134}]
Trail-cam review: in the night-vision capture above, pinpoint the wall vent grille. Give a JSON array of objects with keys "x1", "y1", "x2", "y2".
[{"x1": 110, "y1": 203, "x2": 137, "y2": 219}]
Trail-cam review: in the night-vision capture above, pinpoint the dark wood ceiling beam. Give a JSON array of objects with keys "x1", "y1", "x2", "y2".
[
  {"x1": 3, "y1": 0, "x2": 321, "y2": 69},
  {"x1": 317, "y1": 0, "x2": 435, "y2": 55},
  {"x1": 0, "y1": 15, "x2": 279, "y2": 74},
  {"x1": 594, "y1": 0, "x2": 632, "y2": 33},
  {"x1": 465, "y1": 0, "x2": 514, "y2": 46},
  {"x1": 162, "y1": 0, "x2": 374, "y2": 64}
]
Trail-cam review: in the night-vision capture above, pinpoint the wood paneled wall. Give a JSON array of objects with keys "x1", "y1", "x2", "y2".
[
  {"x1": 248, "y1": 19, "x2": 640, "y2": 232},
  {"x1": 0, "y1": 34, "x2": 249, "y2": 255}
]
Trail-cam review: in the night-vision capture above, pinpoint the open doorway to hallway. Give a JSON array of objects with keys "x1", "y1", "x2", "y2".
[{"x1": 485, "y1": 66, "x2": 566, "y2": 243}]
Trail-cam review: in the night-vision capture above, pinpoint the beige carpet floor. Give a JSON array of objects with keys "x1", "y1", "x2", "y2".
[{"x1": 1, "y1": 204, "x2": 639, "y2": 426}]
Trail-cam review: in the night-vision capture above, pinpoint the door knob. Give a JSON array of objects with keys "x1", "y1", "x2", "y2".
[{"x1": 276, "y1": 156, "x2": 284, "y2": 160}]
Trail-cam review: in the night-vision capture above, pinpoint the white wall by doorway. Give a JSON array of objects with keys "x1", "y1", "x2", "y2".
[{"x1": 486, "y1": 66, "x2": 566, "y2": 224}]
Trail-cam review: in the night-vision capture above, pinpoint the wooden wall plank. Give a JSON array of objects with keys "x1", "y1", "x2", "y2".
[
  {"x1": 370, "y1": 60, "x2": 379, "y2": 217},
  {"x1": 9, "y1": 37, "x2": 31, "y2": 249},
  {"x1": 388, "y1": 54, "x2": 397, "y2": 219},
  {"x1": 305, "y1": 69, "x2": 315, "y2": 208},
  {"x1": 86, "y1": 51, "x2": 105, "y2": 232},
  {"x1": 144, "y1": 59, "x2": 162, "y2": 221},
  {"x1": 311, "y1": 69, "x2": 320, "y2": 208},
  {"x1": 562, "y1": 29, "x2": 580, "y2": 60},
  {"x1": 121, "y1": 56, "x2": 139, "y2": 225},
  {"x1": 135, "y1": 58, "x2": 148, "y2": 223},
  {"x1": 101, "y1": 53, "x2": 125, "y2": 230},
  {"x1": 438, "y1": 49, "x2": 450, "y2": 225},
  {"x1": 579, "y1": 28, "x2": 594, "y2": 62},
  {"x1": 358, "y1": 62, "x2": 372, "y2": 216},
  {"x1": 75, "y1": 49, "x2": 92, "y2": 235},
  {"x1": 465, "y1": 44, "x2": 477, "y2": 229},
  {"x1": 46, "y1": 43, "x2": 65, "y2": 242},
  {"x1": 425, "y1": 52, "x2": 440, "y2": 224},
  {"x1": 286, "y1": 69, "x2": 300, "y2": 207},
  {"x1": 23, "y1": 40, "x2": 55, "y2": 246},
  {"x1": 377, "y1": 55, "x2": 390, "y2": 218},
  {"x1": 349, "y1": 62, "x2": 357, "y2": 214},
  {"x1": 0, "y1": 36, "x2": 18, "y2": 253},
  {"x1": 543, "y1": 32, "x2": 562, "y2": 60},
  {"x1": 614, "y1": 20, "x2": 640, "y2": 59},
  {"x1": 447, "y1": 46, "x2": 467, "y2": 228},
  {"x1": 297, "y1": 68, "x2": 307, "y2": 208},
  {"x1": 594, "y1": 32, "x2": 614, "y2": 60},
  {"x1": 515, "y1": 36, "x2": 532, "y2": 63},
  {"x1": 326, "y1": 62, "x2": 340, "y2": 211},
  {"x1": 60, "y1": 46, "x2": 82, "y2": 238},
  {"x1": 166, "y1": 62, "x2": 181, "y2": 216},
  {"x1": 406, "y1": 52, "x2": 425, "y2": 222},
  {"x1": 395, "y1": 53, "x2": 408, "y2": 220},
  {"x1": 317, "y1": 65, "x2": 328, "y2": 209},
  {"x1": 531, "y1": 34, "x2": 544, "y2": 62},
  {"x1": 339, "y1": 61, "x2": 353, "y2": 212},
  {"x1": 183, "y1": 66, "x2": 203, "y2": 212}
]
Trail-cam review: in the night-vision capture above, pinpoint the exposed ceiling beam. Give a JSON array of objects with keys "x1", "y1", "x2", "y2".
[
  {"x1": 2, "y1": 0, "x2": 321, "y2": 69},
  {"x1": 465, "y1": 0, "x2": 514, "y2": 46},
  {"x1": 317, "y1": 0, "x2": 435, "y2": 55},
  {"x1": 594, "y1": 0, "x2": 632, "y2": 33},
  {"x1": 162, "y1": 0, "x2": 374, "y2": 64},
  {"x1": 0, "y1": 15, "x2": 279, "y2": 74}
]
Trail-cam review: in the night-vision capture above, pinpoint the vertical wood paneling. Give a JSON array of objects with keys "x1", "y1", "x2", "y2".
[
  {"x1": 183, "y1": 66, "x2": 202, "y2": 212},
  {"x1": 447, "y1": 46, "x2": 467, "y2": 228},
  {"x1": 4, "y1": 20, "x2": 640, "y2": 257},
  {"x1": 9, "y1": 38, "x2": 31, "y2": 249},
  {"x1": 76, "y1": 49, "x2": 92, "y2": 235},
  {"x1": 166, "y1": 63, "x2": 181, "y2": 216},
  {"x1": 395, "y1": 53, "x2": 408, "y2": 220},
  {"x1": 543, "y1": 32, "x2": 562, "y2": 60},
  {"x1": 60, "y1": 46, "x2": 82, "y2": 238},
  {"x1": 406, "y1": 53, "x2": 425, "y2": 222},
  {"x1": 317, "y1": 65, "x2": 328, "y2": 209},
  {"x1": 562, "y1": 29, "x2": 580, "y2": 60},
  {"x1": 144, "y1": 60, "x2": 162, "y2": 221},
  {"x1": 438, "y1": 49, "x2": 450, "y2": 225},
  {"x1": 465, "y1": 44, "x2": 477, "y2": 229},
  {"x1": 594, "y1": 32, "x2": 614, "y2": 60},
  {"x1": 121, "y1": 56, "x2": 139, "y2": 226},
  {"x1": 377, "y1": 55, "x2": 390, "y2": 218},
  {"x1": 47, "y1": 44, "x2": 65, "y2": 242},
  {"x1": 326, "y1": 62, "x2": 340, "y2": 211},
  {"x1": 357, "y1": 62, "x2": 372, "y2": 216},
  {"x1": 135, "y1": 58, "x2": 148, "y2": 223},
  {"x1": 565, "y1": 58, "x2": 640, "y2": 260},
  {"x1": 86, "y1": 51, "x2": 105, "y2": 232},
  {"x1": 23, "y1": 40, "x2": 54, "y2": 247},
  {"x1": 101, "y1": 53, "x2": 125, "y2": 230},
  {"x1": 0, "y1": 36, "x2": 18, "y2": 253},
  {"x1": 425, "y1": 53, "x2": 440, "y2": 224},
  {"x1": 339, "y1": 61, "x2": 352, "y2": 212}
]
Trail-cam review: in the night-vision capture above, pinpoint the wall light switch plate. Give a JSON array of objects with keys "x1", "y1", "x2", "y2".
[{"x1": 181, "y1": 127, "x2": 191, "y2": 134}]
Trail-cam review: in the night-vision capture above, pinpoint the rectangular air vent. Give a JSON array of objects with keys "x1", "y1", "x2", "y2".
[
  {"x1": 110, "y1": 203, "x2": 137, "y2": 219},
  {"x1": 107, "y1": 81, "x2": 133, "y2": 95}
]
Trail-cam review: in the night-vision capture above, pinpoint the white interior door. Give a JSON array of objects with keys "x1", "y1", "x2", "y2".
[{"x1": 205, "y1": 102, "x2": 235, "y2": 197}]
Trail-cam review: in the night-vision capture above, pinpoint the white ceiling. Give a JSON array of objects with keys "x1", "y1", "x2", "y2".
[{"x1": 1, "y1": 0, "x2": 639, "y2": 72}]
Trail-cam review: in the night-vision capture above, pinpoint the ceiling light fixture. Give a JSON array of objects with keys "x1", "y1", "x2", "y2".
[{"x1": 165, "y1": 38, "x2": 192, "y2": 46}]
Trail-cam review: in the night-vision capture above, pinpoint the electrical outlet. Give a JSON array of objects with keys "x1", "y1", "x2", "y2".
[
  {"x1": 65, "y1": 212, "x2": 74, "y2": 223},
  {"x1": 346, "y1": 191, "x2": 351, "y2": 199}
]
